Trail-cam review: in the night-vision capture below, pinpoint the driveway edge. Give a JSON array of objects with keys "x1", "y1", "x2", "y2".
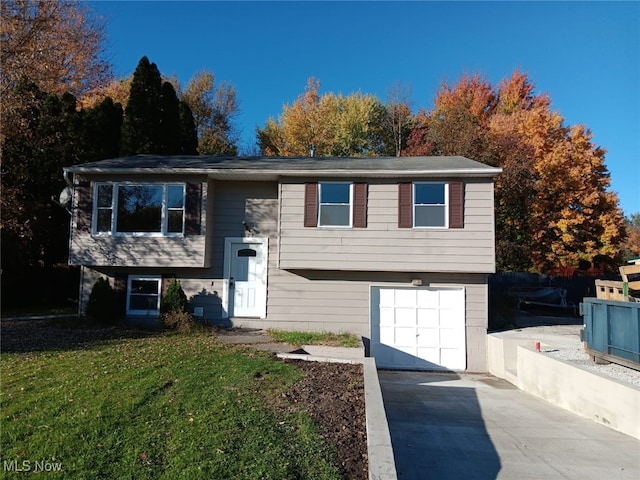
[
  {"x1": 275, "y1": 352, "x2": 398, "y2": 479},
  {"x1": 363, "y1": 358, "x2": 398, "y2": 480}
]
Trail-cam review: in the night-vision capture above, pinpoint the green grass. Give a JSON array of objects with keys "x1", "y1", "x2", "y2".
[
  {"x1": 0, "y1": 331, "x2": 341, "y2": 479},
  {"x1": 267, "y1": 330, "x2": 360, "y2": 348}
]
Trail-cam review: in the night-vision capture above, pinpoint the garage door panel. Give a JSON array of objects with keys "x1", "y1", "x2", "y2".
[
  {"x1": 441, "y1": 349, "x2": 466, "y2": 371},
  {"x1": 379, "y1": 289, "x2": 396, "y2": 306},
  {"x1": 440, "y1": 328, "x2": 464, "y2": 348},
  {"x1": 395, "y1": 308, "x2": 416, "y2": 326},
  {"x1": 417, "y1": 309, "x2": 439, "y2": 327},
  {"x1": 417, "y1": 289, "x2": 440, "y2": 308},
  {"x1": 380, "y1": 326, "x2": 395, "y2": 345},
  {"x1": 417, "y1": 328, "x2": 438, "y2": 346},
  {"x1": 379, "y1": 307, "x2": 395, "y2": 326},
  {"x1": 371, "y1": 286, "x2": 466, "y2": 371},
  {"x1": 440, "y1": 289, "x2": 464, "y2": 309},
  {"x1": 417, "y1": 347, "x2": 441, "y2": 364},
  {"x1": 395, "y1": 327, "x2": 417, "y2": 346},
  {"x1": 395, "y1": 289, "x2": 416, "y2": 306}
]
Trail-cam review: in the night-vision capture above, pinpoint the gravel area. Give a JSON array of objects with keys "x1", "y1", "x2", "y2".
[
  {"x1": 543, "y1": 347, "x2": 640, "y2": 388},
  {"x1": 503, "y1": 315, "x2": 640, "y2": 388}
]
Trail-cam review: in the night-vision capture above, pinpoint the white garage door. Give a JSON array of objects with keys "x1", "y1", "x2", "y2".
[{"x1": 371, "y1": 286, "x2": 466, "y2": 370}]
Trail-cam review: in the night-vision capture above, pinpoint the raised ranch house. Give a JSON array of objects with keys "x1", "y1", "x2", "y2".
[{"x1": 64, "y1": 155, "x2": 501, "y2": 372}]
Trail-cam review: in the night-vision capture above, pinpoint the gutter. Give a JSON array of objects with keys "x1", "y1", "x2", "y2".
[{"x1": 62, "y1": 167, "x2": 503, "y2": 179}]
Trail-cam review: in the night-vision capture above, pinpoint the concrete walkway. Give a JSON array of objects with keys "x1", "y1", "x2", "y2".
[{"x1": 380, "y1": 371, "x2": 640, "y2": 480}]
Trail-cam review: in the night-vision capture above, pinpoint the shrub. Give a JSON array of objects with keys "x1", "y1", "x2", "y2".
[
  {"x1": 161, "y1": 309, "x2": 197, "y2": 332},
  {"x1": 160, "y1": 279, "x2": 188, "y2": 314},
  {"x1": 85, "y1": 277, "x2": 116, "y2": 324},
  {"x1": 160, "y1": 279, "x2": 194, "y2": 331}
]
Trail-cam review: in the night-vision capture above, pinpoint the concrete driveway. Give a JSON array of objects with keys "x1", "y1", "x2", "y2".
[{"x1": 379, "y1": 371, "x2": 640, "y2": 480}]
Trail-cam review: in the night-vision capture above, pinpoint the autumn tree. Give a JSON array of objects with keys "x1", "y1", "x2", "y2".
[
  {"x1": 384, "y1": 82, "x2": 415, "y2": 156},
  {"x1": 403, "y1": 110, "x2": 433, "y2": 156},
  {"x1": 80, "y1": 76, "x2": 132, "y2": 111},
  {"x1": 257, "y1": 78, "x2": 389, "y2": 157},
  {"x1": 621, "y1": 214, "x2": 640, "y2": 259},
  {"x1": 0, "y1": 0, "x2": 111, "y2": 98},
  {"x1": 1, "y1": 84, "x2": 120, "y2": 277},
  {"x1": 405, "y1": 70, "x2": 626, "y2": 272},
  {"x1": 493, "y1": 72, "x2": 625, "y2": 271},
  {"x1": 181, "y1": 69, "x2": 239, "y2": 155},
  {"x1": 405, "y1": 74, "x2": 497, "y2": 165}
]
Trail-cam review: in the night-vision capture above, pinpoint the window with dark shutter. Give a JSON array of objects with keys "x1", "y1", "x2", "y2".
[
  {"x1": 398, "y1": 182, "x2": 413, "y2": 228},
  {"x1": 448, "y1": 181, "x2": 464, "y2": 229},
  {"x1": 353, "y1": 183, "x2": 368, "y2": 228},
  {"x1": 304, "y1": 182, "x2": 318, "y2": 227}
]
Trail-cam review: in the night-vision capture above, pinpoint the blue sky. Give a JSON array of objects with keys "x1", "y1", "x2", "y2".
[{"x1": 91, "y1": 1, "x2": 639, "y2": 216}]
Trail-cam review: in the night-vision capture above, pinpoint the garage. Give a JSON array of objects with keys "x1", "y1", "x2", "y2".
[{"x1": 370, "y1": 286, "x2": 466, "y2": 370}]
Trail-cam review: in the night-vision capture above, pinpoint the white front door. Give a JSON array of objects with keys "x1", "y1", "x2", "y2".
[
  {"x1": 224, "y1": 238, "x2": 268, "y2": 318},
  {"x1": 371, "y1": 286, "x2": 466, "y2": 370}
]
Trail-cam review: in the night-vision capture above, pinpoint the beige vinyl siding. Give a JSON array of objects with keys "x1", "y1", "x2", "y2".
[
  {"x1": 242, "y1": 269, "x2": 488, "y2": 372},
  {"x1": 278, "y1": 179, "x2": 496, "y2": 273},
  {"x1": 69, "y1": 235, "x2": 207, "y2": 267},
  {"x1": 209, "y1": 181, "x2": 279, "y2": 277}
]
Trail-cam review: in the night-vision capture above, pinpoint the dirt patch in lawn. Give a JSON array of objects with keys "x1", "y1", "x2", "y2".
[{"x1": 279, "y1": 359, "x2": 368, "y2": 480}]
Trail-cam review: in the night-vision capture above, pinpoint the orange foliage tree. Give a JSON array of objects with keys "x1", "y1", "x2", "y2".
[
  {"x1": 405, "y1": 71, "x2": 626, "y2": 272},
  {"x1": 257, "y1": 78, "x2": 389, "y2": 157}
]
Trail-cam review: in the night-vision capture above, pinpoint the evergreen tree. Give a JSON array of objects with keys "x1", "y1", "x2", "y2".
[
  {"x1": 119, "y1": 56, "x2": 198, "y2": 155},
  {"x1": 85, "y1": 277, "x2": 116, "y2": 324},
  {"x1": 158, "y1": 81, "x2": 181, "y2": 154},
  {"x1": 120, "y1": 56, "x2": 163, "y2": 155},
  {"x1": 179, "y1": 100, "x2": 199, "y2": 154},
  {"x1": 82, "y1": 97, "x2": 123, "y2": 161},
  {"x1": 160, "y1": 279, "x2": 189, "y2": 314}
]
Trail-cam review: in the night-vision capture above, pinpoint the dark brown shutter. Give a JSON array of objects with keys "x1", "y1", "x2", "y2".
[
  {"x1": 449, "y1": 181, "x2": 464, "y2": 229},
  {"x1": 304, "y1": 182, "x2": 318, "y2": 227},
  {"x1": 113, "y1": 274, "x2": 127, "y2": 317},
  {"x1": 76, "y1": 181, "x2": 92, "y2": 233},
  {"x1": 185, "y1": 182, "x2": 202, "y2": 235},
  {"x1": 353, "y1": 182, "x2": 368, "y2": 228},
  {"x1": 398, "y1": 182, "x2": 413, "y2": 228}
]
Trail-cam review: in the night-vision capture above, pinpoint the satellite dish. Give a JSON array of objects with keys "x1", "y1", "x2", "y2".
[{"x1": 58, "y1": 186, "x2": 72, "y2": 208}]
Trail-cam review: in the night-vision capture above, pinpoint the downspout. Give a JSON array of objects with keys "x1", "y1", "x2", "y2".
[{"x1": 63, "y1": 168, "x2": 73, "y2": 186}]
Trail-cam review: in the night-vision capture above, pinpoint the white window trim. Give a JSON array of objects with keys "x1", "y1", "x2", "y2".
[
  {"x1": 413, "y1": 182, "x2": 449, "y2": 229},
  {"x1": 317, "y1": 182, "x2": 353, "y2": 228},
  {"x1": 92, "y1": 182, "x2": 185, "y2": 237},
  {"x1": 126, "y1": 275, "x2": 162, "y2": 316}
]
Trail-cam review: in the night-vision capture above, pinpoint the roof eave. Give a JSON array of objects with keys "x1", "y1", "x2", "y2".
[{"x1": 63, "y1": 167, "x2": 503, "y2": 179}]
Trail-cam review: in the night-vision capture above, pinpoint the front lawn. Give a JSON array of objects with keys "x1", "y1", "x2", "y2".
[{"x1": 0, "y1": 330, "x2": 341, "y2": 479}]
